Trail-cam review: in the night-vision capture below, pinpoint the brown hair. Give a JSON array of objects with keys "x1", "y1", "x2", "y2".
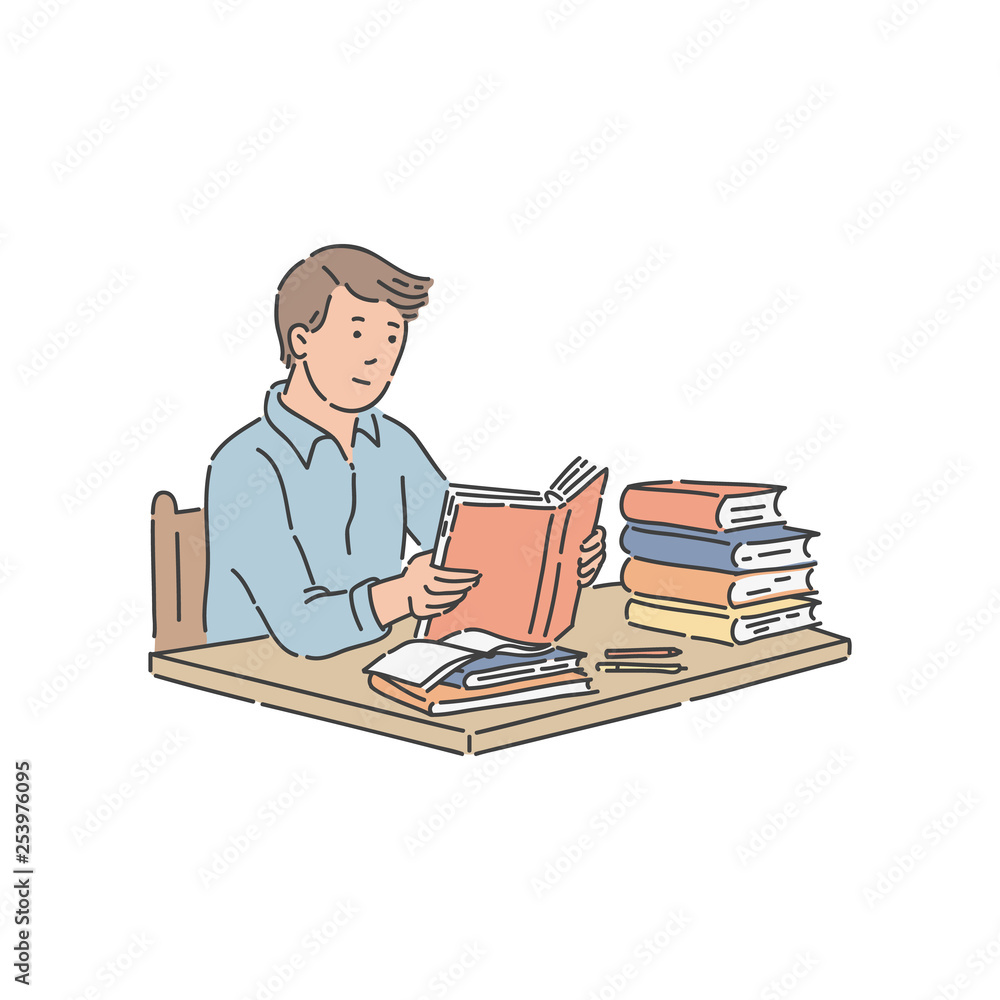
[{"x1": 274, "y1": 245, "x2": 433, "y2": 367}]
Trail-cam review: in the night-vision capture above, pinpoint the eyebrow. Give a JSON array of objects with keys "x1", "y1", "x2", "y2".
[
  {"x1": 386, "y1": 321, "x2": 400, "y2": 329},
  {"x1": 351, "y1": 316, "x2": 365, "y2": 322}
]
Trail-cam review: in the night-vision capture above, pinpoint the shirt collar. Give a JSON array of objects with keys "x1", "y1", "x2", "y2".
[{"x1": 263, "y1": 380, "x2": 381, "y2": 468}]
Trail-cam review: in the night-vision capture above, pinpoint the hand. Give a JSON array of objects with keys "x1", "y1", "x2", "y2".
[
  {"x1": 370, "y1": 552, "x2": 481, "y2": 626},
  {"x1": 578, "y1": 526, "x2": 606, "y2": 588}
]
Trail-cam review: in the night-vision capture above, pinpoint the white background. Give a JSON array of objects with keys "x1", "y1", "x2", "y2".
[{"x1": 4, "y1": 0, "x2": 1000, "y2": 996}]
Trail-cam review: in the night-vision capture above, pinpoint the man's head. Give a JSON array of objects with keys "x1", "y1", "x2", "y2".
[{"x1": 275, "y1": 245, "x2": 433, "y2": 411}]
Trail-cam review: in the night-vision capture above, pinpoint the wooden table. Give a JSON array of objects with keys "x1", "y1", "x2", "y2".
[{"x1": 149, "y1": 584, "x2": 851, "y2": 755}]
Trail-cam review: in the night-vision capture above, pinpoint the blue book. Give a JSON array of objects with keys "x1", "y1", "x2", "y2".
[
  {"x1": 621, "y1": 521, "x2": 818, "y2": 573},
  {"x1": 365, "y1": 631, "x2": 585, "y2": 690},
  {"x1": 442, "y1": 648, "x2": 584, "y2": 688}
]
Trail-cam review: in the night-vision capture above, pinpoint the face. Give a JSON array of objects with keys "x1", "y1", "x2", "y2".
[{"x1": 293, "y1": 286, "x2": 407, "y2": 411}]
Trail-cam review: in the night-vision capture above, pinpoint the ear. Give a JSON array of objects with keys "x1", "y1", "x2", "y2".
[
  {"x1": 288, "y1": 323, "x2": 309, "y2": 360},
  {"x1": 388, "y1": 322, "x2": 409, "y2": 376}
]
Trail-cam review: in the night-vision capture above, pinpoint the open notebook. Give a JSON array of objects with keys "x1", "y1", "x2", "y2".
[{"x1": 364, "y1": 628, "x2": 592, "y2": 715}]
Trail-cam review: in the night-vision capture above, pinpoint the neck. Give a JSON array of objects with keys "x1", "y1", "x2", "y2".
[{"x1": 280, "y1": 364, "x2": 359, "y2": 461}]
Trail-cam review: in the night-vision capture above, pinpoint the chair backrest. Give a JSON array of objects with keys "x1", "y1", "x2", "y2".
[{"x1": 151, "y1": 491, "x2": 207, "y2": 651}]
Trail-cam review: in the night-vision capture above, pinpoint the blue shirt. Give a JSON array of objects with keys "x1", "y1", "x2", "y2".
[{"x1": 205, "y1": 381, "x2": 447, "y2": 657}]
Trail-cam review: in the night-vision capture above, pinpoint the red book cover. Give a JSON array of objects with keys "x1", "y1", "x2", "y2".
[
  {"x1": 421, "y1": 458, "x2": 607, "y2": 643},
  {"x1": 621, "y1": 480, "x2": 784, "y2": 532},
  {"x1": 368, "y1": 669, "x2": 591, "y2": 715}
]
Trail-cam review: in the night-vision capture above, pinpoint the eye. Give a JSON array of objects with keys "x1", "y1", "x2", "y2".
[
  {"x1": 388, "y1": 335, "x2": 397, "y2": 344},
  {"x1": 353, "y1": 330, "x2": 361, "y2": 339}
]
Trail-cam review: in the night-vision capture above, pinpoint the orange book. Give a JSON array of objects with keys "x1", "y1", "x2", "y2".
[
  {"x1": 368, "y1": 669, "x2": 592, "y2": 715},
  {"x1": 420, "y1": 457, "x2": 607, "y2": 642},
  {"x1": 621, "y1": 480, "x2": 784, "y2": 532},
  {"x1": 622, "y1": 558, "x2": 815, "y2": 609}
]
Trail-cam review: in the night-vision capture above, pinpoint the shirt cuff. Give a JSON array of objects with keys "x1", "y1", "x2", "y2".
[{"x1": 349, "y1": 578, "x2": 387, "y2": 637}]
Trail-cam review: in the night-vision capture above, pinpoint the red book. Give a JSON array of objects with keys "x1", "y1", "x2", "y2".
[
  {"x1": 420, "y1": 457, "x2": 607, "y2": 642},
  {"x1": 621, "y1": 480, "x2": 784, "y2": 533},
  {"x1": 368, "y1": 669, "x2": 592, "y2": 715}
]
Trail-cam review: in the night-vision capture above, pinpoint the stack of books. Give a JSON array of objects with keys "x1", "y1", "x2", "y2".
[
  {"x1": 364, "y1": 629, "x2": 593, "y2": 715},
  {"x1": 619, "y1": 481, "x2": 821, "y2": 646}
]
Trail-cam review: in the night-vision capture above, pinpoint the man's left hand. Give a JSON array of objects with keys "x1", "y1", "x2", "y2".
[{"x1": 578, "y1": 526, "x2": 606, "y2": 587}]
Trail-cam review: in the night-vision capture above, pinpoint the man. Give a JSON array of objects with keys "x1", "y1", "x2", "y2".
[{"x1": 205, "y1": 245, "x2": 605, "y2": 657}]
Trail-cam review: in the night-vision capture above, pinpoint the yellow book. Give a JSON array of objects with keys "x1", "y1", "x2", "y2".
[{"x1": 625, "y1": 596, "x2": 821, "y2": 646}]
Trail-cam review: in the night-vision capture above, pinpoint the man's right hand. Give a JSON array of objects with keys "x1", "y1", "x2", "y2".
[{"x1": 370, "y1": 552, "x2": 480, "y2": 628}]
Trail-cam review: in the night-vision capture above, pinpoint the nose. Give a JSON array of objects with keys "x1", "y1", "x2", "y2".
[{"x1": 363, "y1": 357, "x2": 378, "y2": 365}]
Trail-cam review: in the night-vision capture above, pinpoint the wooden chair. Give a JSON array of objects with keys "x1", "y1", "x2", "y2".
[{"x1": 151, "y1": 491, "x2": 208, "y2": 651}]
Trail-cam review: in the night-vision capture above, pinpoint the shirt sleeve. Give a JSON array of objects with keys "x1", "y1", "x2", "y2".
[
  {"x1": 207, "y1": 447, "x2": 388, "y2": 658},
  {"x1": 393, "y1": 419, "x2": 448, "y2": 550}
]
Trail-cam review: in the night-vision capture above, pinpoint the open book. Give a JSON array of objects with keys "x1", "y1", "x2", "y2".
[
  {"x1": 364, "y1": 629, "x2": 592, "y2": 715},
  {"x1": 365, "y1": 629, "x2": 584, "y2": 689},
  {"x1": 418, "y1": 457, "x2": 608, "y2": 643}
]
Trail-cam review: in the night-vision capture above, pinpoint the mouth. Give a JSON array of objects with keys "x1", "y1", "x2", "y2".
[{"x1": 351, "y1": 377, "x2": 371, "y2": 386}]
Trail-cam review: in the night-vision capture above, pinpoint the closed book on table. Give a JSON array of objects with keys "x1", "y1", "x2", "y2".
[
  {"x1": 368, "y1": 669, "x2": 593, "y2": 715},
  {"x1": 626, "y1": 596, "x2": 821, "y2": 646},
  {"x1": 420, "y1": 457, "x2": 607, "y2": 643},
  {"x1": 622, "y1": 558, "x2": 816, "y2": 608},
  {"x1": 621, "y1": 480, "x2": 784, "y2": 532},
  {"x1": 621, "y1": 521, "x2": 817, "y2": 573}
]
